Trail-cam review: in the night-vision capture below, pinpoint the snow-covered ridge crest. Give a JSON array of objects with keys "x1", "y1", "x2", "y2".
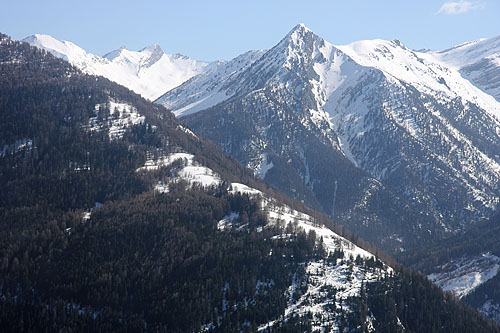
[
  {"x1": 430, "y1": 34, "x2": 500, "y2": 69},
  {"x1": 335, "y1": 38, "x2": 500, "y2": 120},
  {"x1": 156, "y1": 49, "x2": 266, "y2": 117},
  {"x1": 428, "y1": 34, "x2": 500, "y2": 103},
  {"x1": 23, "y1": 34, "x2": 209, "y2": 100}
]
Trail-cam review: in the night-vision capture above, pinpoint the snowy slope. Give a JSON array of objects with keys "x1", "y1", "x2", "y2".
[
  {"x1": 327, "y1": 37, "x2": 500, "y2": 224},
  {"x1": 429, "y1": 35, "x2": 500, "y2": 101},
  {"x1": 429, "y1": 35, "x2": 500, "y2": 69},
  {"x1": 88, "y1": 100, "x2": 145, "y2": 140},
  {"x1": 23, "y1": 34, "x2": 208, "y2": 100},
  {"x1": 134, "y1": 144, "x2": 393, "y2": 331},
  {"x1": 336, "y1": 38, "x2": 500, "y2": 117},
  {"x1": 155, "y1": 49, "x2": 266, "y2": 116},
  {"x1": 136, "y1": 151, "x2": 222, "y2": 191}
]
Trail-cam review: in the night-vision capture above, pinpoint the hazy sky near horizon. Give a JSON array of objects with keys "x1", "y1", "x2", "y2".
[{"x1": 2, "y1": 0, "x2": 499, "y2": 61}]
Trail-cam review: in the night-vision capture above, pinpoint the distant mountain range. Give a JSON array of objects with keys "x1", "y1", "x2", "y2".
[{"x1": 23, "y1": 34, "x2": 208, "y2": 100}]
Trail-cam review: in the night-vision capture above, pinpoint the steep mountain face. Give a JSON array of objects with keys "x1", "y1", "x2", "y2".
[
  {"x1": 177, "y1": 25, "x2": 439, "y2": 252},
  {"x1": 23, "y1": 34, "x2": 208, "y2": 100},
  {"x1": 329, "y1": 38, "x2": 500, "y2": 232},
  {"x1": 429, "y1": 35, "x2": 500, "y2": 102},
  {"x1": 158, "y1": 24, "x2": 500, "y2": 253}
]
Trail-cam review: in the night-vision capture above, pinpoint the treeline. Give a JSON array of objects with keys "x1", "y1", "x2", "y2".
[{"x1": 400, "y1": 212, "x2": 500, "y2": 274}]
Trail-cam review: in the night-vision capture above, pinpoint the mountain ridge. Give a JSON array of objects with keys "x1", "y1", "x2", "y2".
[{"x1": 160, "y1": 24, "x2": 500, "y2": 254}]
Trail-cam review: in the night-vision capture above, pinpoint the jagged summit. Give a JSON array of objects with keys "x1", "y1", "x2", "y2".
[
  {"x1": 140, "y1": 43, "x2": 164, "y2": 61},
  {"x1": 290, "y1": 23, "x2": 313, "y2": 34},
  {"x1": 141, "y1": 43, "x2": 163, "y2": 53},
  {"x1": 280, "y1": 23, "x2": 324, "y2": 50},
  {"x1": 102, "y1": 45, "x2": 127, "y2": 60}
]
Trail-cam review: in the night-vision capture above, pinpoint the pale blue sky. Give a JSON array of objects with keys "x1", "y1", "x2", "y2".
[{"x1": 2, "y1": 0, "x2": 499, "y2": 61}]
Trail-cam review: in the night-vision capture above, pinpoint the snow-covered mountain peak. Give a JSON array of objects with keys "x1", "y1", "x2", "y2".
[
  {"x1": 139, "y1": 44, "x2": 165, "y2": 65},
  {"x1": 140, "y1": 43, "x2": 163, "y2": 54},
  {"x1": 293, "y1": 22, "x2": 310, "y2": 31},
  {"x1": 283, "y1": 23, "x2": 315, "y2": 42},
  {"x1": 102, "y1": 45, "x2": 128, "y2": 60},
  {"x1": 24, "y1": 34, "x2": 209, "y2": 101},
  {"x1": 280, "y1": 23, "x2": 326, "y2": 55}
]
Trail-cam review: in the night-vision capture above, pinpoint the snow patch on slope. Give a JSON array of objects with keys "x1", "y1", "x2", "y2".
[
  {"x1": 137, "y1": 152, "x2": 221, "y2": 190},
  {"x1": 217, "y1": 212, "x2": 240, "y2": 231},
  {"x1": 258, "y1": 153, "x2": 274, "y2": 179},
  {"x1": 428, "y1": 252, "x2": 500, "y2": 298},
  {"x1": 0, "y1": 138, "x2": 33, "y2": 157},
  {"x1": 136, "y1": 152, "x2": 194, "y2": 171},
  {"x1": 479, "y1": 300, "x2": 500, "y2": 322},
  {"x1": 89, "y1": 100, "x2": 145, "y2": 140}
]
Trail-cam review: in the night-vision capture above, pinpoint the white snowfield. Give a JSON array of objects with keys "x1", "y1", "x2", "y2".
[
  {"x1": 429, "y1": 35, "x2": 500, "y2": 103},
  {"x1": 480, "y1": 300, "x2": 500, "y2": 323},
  {"x1": 228, "y1": 181, "x2": 391, "y2": 331},
  {"x1": 428, "y1": 252, "x2": 500, "y2": 299},
  {"x1": 23, "y1": 34, "x2": 208, "y2": 101},
  {"x1": 136, "y1": 152, "x2": 194, "y2": 172},
  {"x1": 428, "y1": 35, "x2": 500, "y2": 69}
]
